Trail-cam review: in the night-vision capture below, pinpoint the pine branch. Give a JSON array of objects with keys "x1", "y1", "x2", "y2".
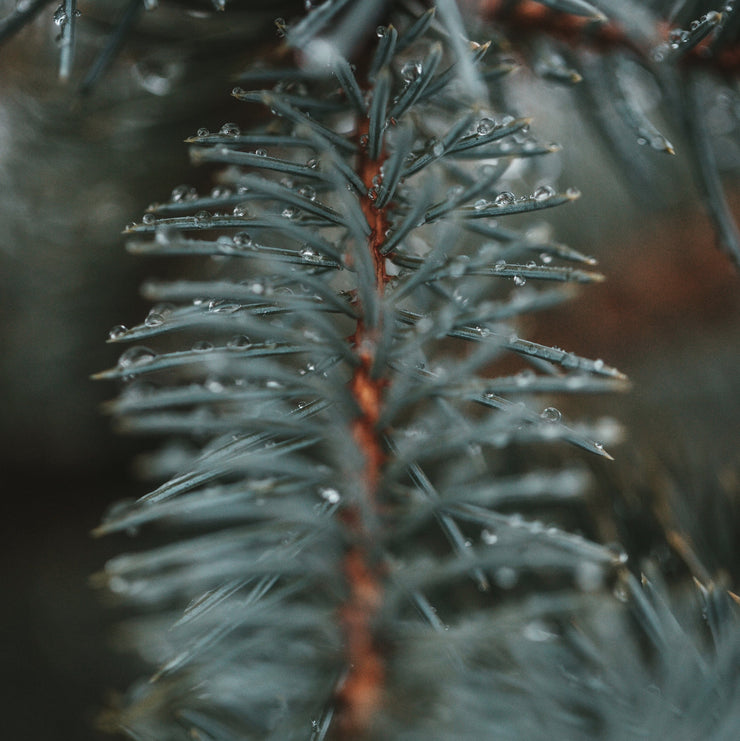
[{"x1": 93, "y1": 8, "x2": 637, "y2": 738}]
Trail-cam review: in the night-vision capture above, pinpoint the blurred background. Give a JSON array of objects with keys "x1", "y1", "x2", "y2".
[
  {"x1": 0, "y1": 1, "x2": 738, "y2": 738},
  {"x1": 0, "y1": 2, "x2": 301, "y2": 737}
]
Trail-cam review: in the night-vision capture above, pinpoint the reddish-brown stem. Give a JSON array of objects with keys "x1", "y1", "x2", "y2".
[{"x1": 331, "y1": 120, "x2": 391, "y2": 738}]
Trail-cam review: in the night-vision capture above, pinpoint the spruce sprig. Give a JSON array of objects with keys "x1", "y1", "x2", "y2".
[{"x1": 97, "y1": 12, "x2": 627, "y2": 739}]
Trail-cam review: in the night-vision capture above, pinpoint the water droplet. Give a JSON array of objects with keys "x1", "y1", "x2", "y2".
[
  {"x1": 108, "y1": 324, "x2": 128, "y2": 340},
  {"x1": 192, "y1": 340, "x2": 214, "y2": 352},
  {"x1": 541, "y1": 406, "x2": 561, "y2": 423},
  {"x1": 533, "y1": 185, "x2": 555, "y2": 201},
  {"x1": 565, "y1": 187, "x2": 580, "y2": 199},
  {"x1": 208, "y1": 299, "x2": 240, "y2": 314},
  {"x1": 401, "y1": 61, "x2": 422, "y2": 82},
  {"x1": 282, "y1": 206, "x2": 298, "y2": 219},
  {"x1": 255, "y1": 148, "x2": 268, "y2": 157},
  {"x1": 118, "y1": 346, "x2": 157, "y2": 369},
  {"x1": 513, "y1": 275, "x2": 526, "y2": 287},
  {"x1": 52, "y1": 3, "x2": 73, "y2": 26},
  {"x1": 232, "y1": 203, "x2": 250, "y2": 217},
  {"x1": 227, "y1": 334, "x2": 251, "y2": 349},
  {"x1": 495, "y1": 191, "x2": 516, "y2": 206},
  {"x1": 540, "y1": 252, "x2": 553, "y2": 264},
  {"x1": 432, "y1": 141, "x2": 444, "y2": 157},
  {"x1": 320, "y1": 487, "x2": 341, "y2": 504},
  {"x1": 196, "y1": 128, "x2": 209, "y2": 137},
  {"x1": 477, "y1": 117, "x2": 495, "y2": 135},
  {"x1": 194, "y1": 210, "x2": 212, "y2": 224},
  {"x1": 298, "y1": 185, "x2": 316, "y2": 201},
  {"x1": 376, "y1": 25, "x2": 387, "y2": 37},
  {"x1": 300, "y1": 247, "x2": 321, "y2": 263},
  {"x1": 607, "y1": 543, "x2": 628, "y2": 564},
  {"x1": 474, "y1": 198, "x2": 488, "y2": 211},
  {"x1": 142, "y1": 213, "x2": 156, "y2": 225},
  {"x1": 232, "y1": 231, "x2": 253, "y2": 248},
  {"x1": 219, "y1": 122, "x2": 240, "y2": 136},
  {"x1": 171, "y1": 184, "x2": 196, "y2": 203},
  {"x1": 145, "y1": 310, "x2": 164, "y2": 327},
  {"x1": 481, "y1": 529, "x2": 498, "y2": 545},
  {"x1": 205, "y1": 377, "x2": 224, "y2": 393},
  {"x1": 668, "y1": 29, "x2": 688, "y2": 46},
  {"x1": 613, "y1": 582, "x2": 629, "y2": 602}
]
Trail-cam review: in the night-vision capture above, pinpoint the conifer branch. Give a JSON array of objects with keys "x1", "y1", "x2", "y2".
[{"x1": 93, "y1": 9, "x2": 638, "y2": 736}]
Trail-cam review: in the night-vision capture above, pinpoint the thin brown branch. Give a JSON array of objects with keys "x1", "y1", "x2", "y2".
[{"x1": 331, "y1": 120, "x2": 391, "y2": 739}]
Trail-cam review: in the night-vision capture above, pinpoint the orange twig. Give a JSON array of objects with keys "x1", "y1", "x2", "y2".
[{"x1": 332, "y1": 120, "x2": 391, "y2": 738}]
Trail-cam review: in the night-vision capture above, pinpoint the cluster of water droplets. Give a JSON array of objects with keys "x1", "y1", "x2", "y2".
[
  {"x1": 470, "y1": 184, "x2": 564, "y2": 215},
  {"x1": 171, "y1": 184, "x2": 199, "y2": 203},
  {"x1": 367, "y1": 169, "x2": 384, "y2": 202},
  {"x1": 52, "y1": 2, "x2": 80, "y2": 31},
  {"x1": 667, "y1": 28, "x2": 690, "y2": 49},
  {"x1": 653, "y1": 10, "x2": 722, "y2": 61}
]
